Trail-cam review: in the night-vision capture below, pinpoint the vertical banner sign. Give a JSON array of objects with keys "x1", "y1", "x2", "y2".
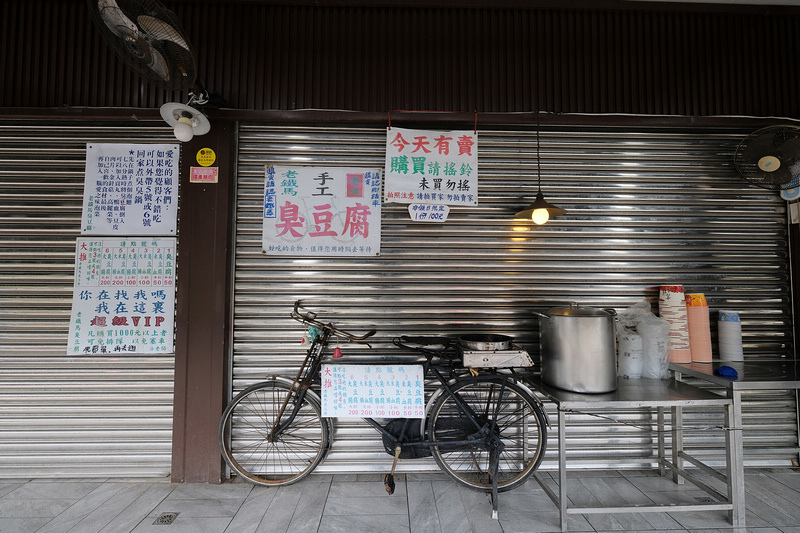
[
  {"x1": 321, "y1": 364, "x2": 425, "y2": 418},
  {"x1": 384, "y1": 127, "x2": 478, "y2": 206},
  {"x1": 263, "y1": 165, "x2": 382, "y2": 256},
  {"x1": 68, "y1": 238, "x2": 176, "y2": 355},
  {"x1": 81, "y1": 143, "x2": 180, "y2": 235}
]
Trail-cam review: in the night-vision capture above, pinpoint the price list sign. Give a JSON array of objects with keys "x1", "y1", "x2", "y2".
[
  {"x1": 321, "y1": 364, "x2": 425, "y2": 419},
  {"x1": 68, "y1": 238, "x2": 176, "y2": 355}
]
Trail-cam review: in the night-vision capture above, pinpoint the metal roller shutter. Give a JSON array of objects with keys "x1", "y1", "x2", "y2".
[
  {"x1": 233, "y1": 123, "x2": 798, "y2": 474},
  {"x1": 0, "y1": 121, "x2": 176, "y2": 478}
]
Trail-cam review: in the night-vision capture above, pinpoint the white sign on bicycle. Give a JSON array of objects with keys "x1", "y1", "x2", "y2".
[{"x1": 321, "y1": 364, "x2": 425, "y2": 419}]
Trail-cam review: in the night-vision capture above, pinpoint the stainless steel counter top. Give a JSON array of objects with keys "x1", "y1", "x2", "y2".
[
  {"x1": 669, "y1": 359, "x2": 800, "y2": 390},
  {"x1": 532, "y1": 376, "x2": 731, "y2": 408}
]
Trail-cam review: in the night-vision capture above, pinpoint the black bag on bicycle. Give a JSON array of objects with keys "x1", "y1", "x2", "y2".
[{"x1": 381, "y1": 418, "x2": 431, "y2": 458}]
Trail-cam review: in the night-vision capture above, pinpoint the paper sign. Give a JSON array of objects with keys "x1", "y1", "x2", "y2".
[
  {"x1": 190, "y1": 166, "x2": 218, "y2": 183},
  {"x1": 321, "y1": 364, "x2": 425, "y2": 418},
  {"x1": 81, "y1": 143, "x2": 179, "y2": 235},
  {"x1": 384, "y1": 127, "x2": 478, "y2": 206},
  {"x1": 263, "y1": 165, "x2": 382, "y2": 256},
  {"x1": 408, "y1": 204, "x2": 450, "y2": 222},
  {"x1": 67, "y1": 238, "x2": 176, "y2": 355}
]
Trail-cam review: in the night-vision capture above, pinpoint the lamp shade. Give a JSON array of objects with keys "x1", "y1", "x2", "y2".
[
  {"x1": 160, "y1": 102, "x2": 210, "y2": 142},
  {"x1": 515, "y1": 191, "x2": 567, "y2": 223}
]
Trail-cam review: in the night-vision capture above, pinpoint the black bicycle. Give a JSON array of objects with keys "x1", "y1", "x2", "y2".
[{"x1": 219, "y1": 301, "x2": 547, "y2": 516}]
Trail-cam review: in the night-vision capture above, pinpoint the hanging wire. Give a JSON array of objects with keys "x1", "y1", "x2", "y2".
[{"x1": 536, "y1": 110, "x2": 542, "y2": 192}]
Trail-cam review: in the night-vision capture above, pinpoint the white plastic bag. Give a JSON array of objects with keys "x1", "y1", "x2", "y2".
[
  {"x1": 617, "y1": 330, "x2": 643, "y2": 379},
  {"x1": 637, "y1": 314, "x2": 671, "y2": 379},
  {"x1": 617, "y1": 300, "x2": 671, "y2": 380}
]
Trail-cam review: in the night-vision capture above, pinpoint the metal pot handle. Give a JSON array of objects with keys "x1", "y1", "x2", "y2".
[{"x1": 531, "y1": 311, "x2": 550, "y2": 319}]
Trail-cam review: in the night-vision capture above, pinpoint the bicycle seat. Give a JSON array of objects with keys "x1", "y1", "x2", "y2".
[{"x1": 396, "y1": 335, "x2": 454, "y2": 349}]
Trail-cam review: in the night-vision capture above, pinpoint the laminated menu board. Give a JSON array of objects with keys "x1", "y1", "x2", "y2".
[
  {"x1": 321, "y1": 364, "x2": 425, "y2": 418},
  {"x1": 67, "y1": 238, "x2": 176, "y2": 355}
]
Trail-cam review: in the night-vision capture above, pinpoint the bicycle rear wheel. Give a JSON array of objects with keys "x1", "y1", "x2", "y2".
[
  {"x1": 427, "y1": 376, "x2": 547, "y2": 492},
  {"x1": 219, "y1": 379, "x2": 330, "y2": 486}
]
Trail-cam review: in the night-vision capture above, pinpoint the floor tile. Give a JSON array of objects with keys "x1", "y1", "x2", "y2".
[
  {"x1": 0, "y1": 498, "x2": 74, "y2": 518},
  {"x1": 3, "y1": 481, "x2": 101, "y2": 501},
  {"x1": 36, "y1": 482, "x2": 129, "y2": 533},
  {"x1": 148, "y1": 497, "x2": 244, "y2": 518},
  {"x1": 97, "y1": 483, "x2": 176, "y2": 533},
  {"x1": 318, "y1": 513, "x2": 411, "y2": 533},
  {"x1": 223, "y1": 487, "x2": 277, "y2": 533},
  {"x1": 407, "y1": 480, "x2": 442, "y2": 533},
  {"x1": 131, "y1": 515, "x2": 233, "y2": 533}
]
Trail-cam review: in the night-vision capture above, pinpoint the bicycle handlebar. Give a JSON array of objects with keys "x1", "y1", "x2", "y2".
[{"x1": 292, "y1": 300, "x2": 377, "y2": 342}]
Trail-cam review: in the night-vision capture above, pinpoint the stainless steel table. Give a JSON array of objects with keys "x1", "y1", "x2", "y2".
[
  {"x1": 670, "y1": 359, "x2": 800, "y2": 530},
  {"x1": 532, "y1": 377, "x2": 744, "y2": 532}
]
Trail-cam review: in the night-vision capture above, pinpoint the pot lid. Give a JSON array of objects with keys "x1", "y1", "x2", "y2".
[
  {"x1": 545, "y1": 302, "x2": 614, "y2": 317},
  {"x1": 459, "y1": 334, "x2": 514, "y2": 343}
]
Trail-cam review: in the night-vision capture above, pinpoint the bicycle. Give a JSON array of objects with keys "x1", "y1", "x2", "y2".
[{"x1": 218, "y1": 301, "x2": 548, "y2": 517}]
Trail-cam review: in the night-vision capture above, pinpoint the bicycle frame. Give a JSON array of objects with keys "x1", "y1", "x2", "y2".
[{"x1": 276, "y1": 301, "x2": 510, "y2": 455}]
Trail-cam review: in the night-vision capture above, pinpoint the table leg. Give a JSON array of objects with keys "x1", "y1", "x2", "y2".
[
  {"x1": 657, "y1": 406, "x2": 665, "y2": 476},
  {"x1": 559, "y1": 407, "x2": 568, "y2": 532},
  {"x1": 672, "y1": 404, "x2": 684, "y2": 484},
  {"x1": 726, "y1": 391, "x2": 746, "y2": 529}
]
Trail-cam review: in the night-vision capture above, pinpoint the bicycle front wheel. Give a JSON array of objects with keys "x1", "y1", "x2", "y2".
[
  {"x1": 427, "y1": 376, "x2": 547, "y2": 492},
  {"x1": 219, "y1": 379, "x2": 330, "y2": 486}
]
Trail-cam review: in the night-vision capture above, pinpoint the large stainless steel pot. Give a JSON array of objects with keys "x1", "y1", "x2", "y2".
[{"x1": 533, "y1": 303, "x2": 617, "y2": 393}]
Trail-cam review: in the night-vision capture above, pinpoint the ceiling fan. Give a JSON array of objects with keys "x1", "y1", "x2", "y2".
[{"x1": 87, "y1": 0, "x2": 211, "y2": 141}]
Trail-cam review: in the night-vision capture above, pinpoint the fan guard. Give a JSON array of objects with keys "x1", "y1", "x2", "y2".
[
  {"x1": 734, "y1": 125, "x2": 800, "y2": 191},
  {"x1": 88, "y1": 0, "x2": 197, "y2": 91}
]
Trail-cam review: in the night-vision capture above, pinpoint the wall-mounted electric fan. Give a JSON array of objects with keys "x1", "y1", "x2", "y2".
[
  {"x1": 733, "y1": 125, "x2": 800, "y2": 190},
  {"x1": 88, "y1": 0, "x2": 210, "y2": 141}
]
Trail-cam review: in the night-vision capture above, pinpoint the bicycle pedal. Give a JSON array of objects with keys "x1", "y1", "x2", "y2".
[{"x1": 384, "y1": 473, "x2": 395, "y2": 495}]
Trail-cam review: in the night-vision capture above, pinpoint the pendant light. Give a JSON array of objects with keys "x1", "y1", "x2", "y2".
[
  {"x1": 515, "y1": 113, "x2": 566, "y2": 225},
  {"x1": 159, "y1": 89, "x2": 211, "y2": 143}
]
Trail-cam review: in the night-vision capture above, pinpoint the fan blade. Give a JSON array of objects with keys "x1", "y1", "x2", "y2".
[
  {"x1": 148, "y1": 48, "x2": 171, "y2": 83},
  {"x1": 774, "y1": 137, "x2": 800, "y2": 168},
  {"x1": 760, "y1": 165, "x2": 794, "y2": 187},
  {"x1": 740, "y1": 133, "x2": 779, "y2": 162},
  {"x1": 137, "y1": 15, "x2": 191, "y2": 52},
  {"x1": 97, "y1": 0, "x2": 138, "y2": 38}
]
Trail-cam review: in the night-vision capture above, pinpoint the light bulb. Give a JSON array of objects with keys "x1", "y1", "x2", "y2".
[
  {"x1": 173, "y1": 117, "x2": 194, "y2": 142},
  {"x1": 532, "y1": 208, "x2": 550, "y2": 225}
]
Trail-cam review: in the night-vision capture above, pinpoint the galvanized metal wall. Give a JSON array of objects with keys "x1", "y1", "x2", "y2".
[
  {"x1": 3, "y1": 1, "x2": 800, "y2": 117},
  {"x1": 0, "y1": 121, "x2": 176, "y2": 478},
  {"x1": 233, "y1": 122, "x2": 798, "y2": 473}
]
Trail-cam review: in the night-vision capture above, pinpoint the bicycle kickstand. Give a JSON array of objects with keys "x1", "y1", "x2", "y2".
[
  {"x1": 489, "y1": 458, "x2": 500, "y2": 519},
  {"x1": 384, "y1": 445, "x2": 401, "y2": 495}
]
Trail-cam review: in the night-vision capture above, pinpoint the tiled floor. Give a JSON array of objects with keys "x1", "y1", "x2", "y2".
[{"x1": 1, "y1": 468, "x2": 799, "y2": 533}]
